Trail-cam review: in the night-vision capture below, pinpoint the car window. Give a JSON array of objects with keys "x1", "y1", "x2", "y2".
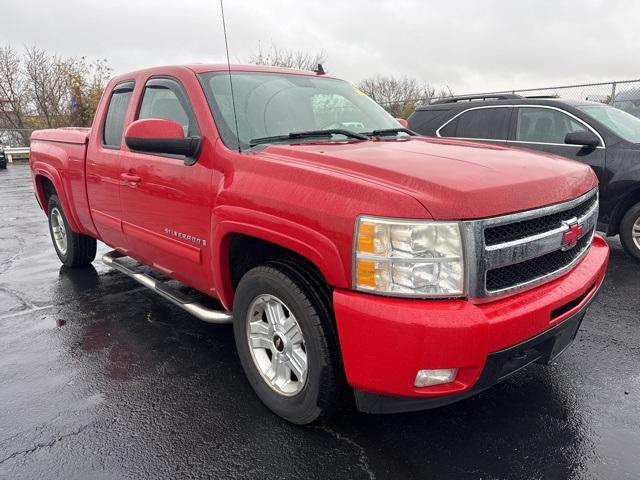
[
  {"x1": 578, "y1": 104, "x2": 640, "y2": 143},
  {"x1": 199, "y1": 72, "x2": 399, "y2": 150},
  {"x1": 408, "y1": 108, "x2": 452, "y2": 133},
  {"x1": 612, "y1": 100, "x2": 640, "y2": 119},
  {"x1": 137, "y1": 78, "x2": 199, "y2": 137},
  {"x1": 516, "y1": 107, "x2": 588, "y2": 144},
  {"x1": 103, "y1": 81, "x2": 134, "y2": 148},
  {"x1": 439, "y1": 108, "x2": 511, "y2": 140},
  {"x1": 310, "y1": 93, "x2": 366, "y2": 131}
]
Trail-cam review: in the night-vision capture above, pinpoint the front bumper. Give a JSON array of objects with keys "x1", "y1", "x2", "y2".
[{"x1": 333, "y1": 234, "x2": 609, "y2": 413}]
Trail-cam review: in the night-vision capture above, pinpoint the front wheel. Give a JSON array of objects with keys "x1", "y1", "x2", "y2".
[
  {"x1": 47, "y1": 195, "x2": 97, "y2": 267},
  {"x1": 620, "y1": 201, "x2": 640, "y2": 261},
  {"x1": 232, "y1": 262, "x2": 342, "y2": 424}
]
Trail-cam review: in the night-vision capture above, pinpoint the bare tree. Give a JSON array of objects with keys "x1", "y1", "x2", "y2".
[
  {"x1": 0, "y1": 45, "x2": 30, "y2": 145},
  {"x1": 0, "y1": 44, "x2": 111, "y2": 145},
  {"x1": 358, "y1": 75, "x2": 453, "y2": 118},
  {"x1": 248, "y1": 43, "x2": 326, "y2": 71},
  {"x1": 24, "y1": 46, "x2": 70, "y2": 129}
]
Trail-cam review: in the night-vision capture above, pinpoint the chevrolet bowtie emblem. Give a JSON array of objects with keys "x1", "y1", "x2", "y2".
[{"x1": 561, "y1": 219, "x2": 584, "y2": 250}]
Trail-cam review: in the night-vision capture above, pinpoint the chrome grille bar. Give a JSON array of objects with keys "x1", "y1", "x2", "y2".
[{"x1": 462, "y1": 188, "x2": 599, "y2": 300}]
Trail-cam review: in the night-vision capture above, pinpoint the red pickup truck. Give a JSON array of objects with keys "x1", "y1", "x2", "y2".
[{"x1": 30, "y1": 64, "x2": 609, "y2": 424}]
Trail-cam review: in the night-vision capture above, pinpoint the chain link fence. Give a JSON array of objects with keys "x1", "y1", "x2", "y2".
[
  {"x1": 428, "y1": 79, "x2": 640, "y2": 106},
  {"x1": 379, "y1": 79, "x2": 640, "y2": 118}
]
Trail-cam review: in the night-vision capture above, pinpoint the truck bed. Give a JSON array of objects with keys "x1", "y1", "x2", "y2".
[
  {"x1": 30, "y1": 127, "x2": 91, "y2": 145},
  {"x1": 29, "y1": 127, "x2": 96, "y2": 238}
]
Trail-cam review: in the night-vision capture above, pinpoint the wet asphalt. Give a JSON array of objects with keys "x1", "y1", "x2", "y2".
[{"x1": 0, "y1": 163, "x2": 638, "y2": 480}]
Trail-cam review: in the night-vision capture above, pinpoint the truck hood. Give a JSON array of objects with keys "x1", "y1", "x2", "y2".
[{"x1": 258, "y1": 137, "x2": 598, "y2": 219}]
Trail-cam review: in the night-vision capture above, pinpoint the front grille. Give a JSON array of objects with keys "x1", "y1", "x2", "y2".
[
  {"x1": 462, "y1": 189, "x2": 599, "y2": 299},
  {"x1": 484, "y1": 194, "x2": 597, "y2": 246},
  {"x1": 485, "y1": 230, "x2": 593, "y2": 292}
]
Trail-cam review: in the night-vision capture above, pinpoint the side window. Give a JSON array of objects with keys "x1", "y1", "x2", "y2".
[
  {"x1": 137, "y1": 78, "x2": 199, "y2": 137},
  {"x1": 409, "y1": 108, "x2": 452, "y2": 134},
  {"x1": 515, "y1": 107, "x2": 588, "y2": 144},
  {"x1": 103, "y1": 81, "x2": 134, "y2": 148},
  {"x1": 439, "y1": 108, "x2": 511, "y2": 140}
]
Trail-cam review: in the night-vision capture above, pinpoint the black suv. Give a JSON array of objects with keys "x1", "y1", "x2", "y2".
[{"x1": 408, "y1": 94, "x2": 640, "y2": 260}]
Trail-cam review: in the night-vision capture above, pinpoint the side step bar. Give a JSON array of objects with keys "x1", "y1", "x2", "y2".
[{"x1": 102, "y1": 250, "x2": 232, "y2": 324}]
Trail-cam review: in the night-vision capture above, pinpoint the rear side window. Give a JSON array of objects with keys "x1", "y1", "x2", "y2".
[
  {"x1": 439, "y1": 107, "x2": 511, "y2": 140},
  {"x1": 137, "y1": 77, "x2": 199, "y2": 137},
  {"x1": 408, "y1": 108, "x2": 452, "y2": 134},
  {"x1": 103, "y1": 81, "x2": 134, "y2": 148}
]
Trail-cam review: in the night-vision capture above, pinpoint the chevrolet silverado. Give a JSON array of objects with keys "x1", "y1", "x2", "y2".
[{"x1": 29, "y1": 65, "x2": 609, "y2": 424}]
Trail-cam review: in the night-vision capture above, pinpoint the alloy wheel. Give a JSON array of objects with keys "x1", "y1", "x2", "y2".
[
  {"x1": 50, "y1": 207, "x2": 68, "y2": 255},
  {"x1": 246, "y1": 294, "x2": 308, "y2": 396},
  {"x1": 633, "y1": 217, "x2": 640, "y2": 250}
]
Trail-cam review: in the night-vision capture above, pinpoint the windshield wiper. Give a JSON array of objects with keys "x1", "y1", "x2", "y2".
[
  {"x1": 249, "y1": 129, "x2": 369, "y2": 147},
  {"x1": 363, "y1": 127, "x2": 418, "y2": 137}
]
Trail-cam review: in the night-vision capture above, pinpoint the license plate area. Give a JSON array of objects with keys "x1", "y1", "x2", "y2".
[{"x1": 488, "y1": 310, "x2": 586, "y2": 383}]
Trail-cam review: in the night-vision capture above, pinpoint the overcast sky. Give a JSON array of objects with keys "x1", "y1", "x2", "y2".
[{"x1": 1, "y1": 0, "x2": 638, "y2": 94}]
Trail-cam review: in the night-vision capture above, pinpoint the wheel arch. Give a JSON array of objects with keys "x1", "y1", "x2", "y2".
[
  {"x1": 32, "y1": 168, "x2": 83, "y2": 232},
  {"x1": 34, "y1": 174, "x2": 56, "y2": 209},
  {"x1": 212, "y1": 219, "x2": 348, "y2": 310},
  {"x1": 608, "y1": 186, "x2": 640, "y2": 236}
]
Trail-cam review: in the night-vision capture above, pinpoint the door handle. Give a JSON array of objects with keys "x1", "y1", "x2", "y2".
[{"x1": 120, "y1": 172, "x2": 141, "y2": 184}]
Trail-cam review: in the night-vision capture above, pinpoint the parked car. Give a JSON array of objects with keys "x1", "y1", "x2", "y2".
[
  {"x1": 0, "y1": 141, "x2": 7, "y2": 169},
  {"x1": 29, "y1": 65, "x2": 608, "y2": 424},
  {"x1": 409, "y1": 94, "x2": 640, "y2": 260},
  {"x1": 613, "y1": 88, "x2": 640, "y2": 119}
]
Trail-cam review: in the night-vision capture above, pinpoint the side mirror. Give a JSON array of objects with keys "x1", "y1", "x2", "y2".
[
  {"x1": 564, "y1": 130, "x2": 600, "y2": 148},
  {"x1": 396, "y1": 118, "x2": 409, "y2": 128},
  {"x1": 124, "y1": 118, "x2": 201, "y2": 163}
]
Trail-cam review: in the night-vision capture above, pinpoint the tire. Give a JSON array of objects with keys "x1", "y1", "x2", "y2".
[
  {"x1": 47, "y1": 194, "x2": 97, "y2": 267},
  {"x1": 620, "y1": 201, "x2": 640, "y2": 261},
  {"x1": 232, "y1": 262, "x2": 343, "y2": 424}
]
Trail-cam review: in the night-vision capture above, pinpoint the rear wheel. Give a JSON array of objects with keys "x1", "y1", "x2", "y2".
[
  {"x1": 47, "y1": 195, "x2": 97, "y2": 267},
  {"x1": 232, "y1": 262, "x2": 342, "y2": 424},
  {"x1": 620, "y1": 202, "x2": 640, "y2": 261}
]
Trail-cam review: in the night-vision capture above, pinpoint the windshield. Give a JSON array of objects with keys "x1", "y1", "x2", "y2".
[
  {"x1": 199, "y1": 72, "x2": 400, "y2": 150},
  {"x1": 577, "y1": 104, "x2": 640, "y2": 143},
  {"x1": 612, "y1": 99, "x2": 640, "y2": 119}
]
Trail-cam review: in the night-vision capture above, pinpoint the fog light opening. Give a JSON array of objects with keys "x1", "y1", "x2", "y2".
[{"x1": 414, "y1": 368, "x2": 458, "y2": 387}]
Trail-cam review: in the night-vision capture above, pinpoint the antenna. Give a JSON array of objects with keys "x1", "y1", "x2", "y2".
[{"x1": 219, "y1": 0, "x2": 241, "y2": 153}]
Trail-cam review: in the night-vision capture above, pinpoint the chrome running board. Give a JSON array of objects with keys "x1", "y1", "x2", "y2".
[{"x1": 102, "y1": 250, "x2": 232, "y2": 324}]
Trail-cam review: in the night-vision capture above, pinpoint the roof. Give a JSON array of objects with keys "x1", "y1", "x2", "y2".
[
  {"x1": 416, "y1": 97, "x2": 604, "y2": 111},
  {"x1": 109, "y1": 63, "x2": 336, "y2": 84},
  {"x1": 187, "y1": 63, "x2": 327, "y2": 76}
]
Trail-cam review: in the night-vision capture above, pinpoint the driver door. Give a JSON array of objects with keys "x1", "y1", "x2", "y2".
[
  {"x1": 119, "y1": 76, "x2": 213, "y2": 293},
  {"x1": 507, "y1": 106, "x2": 606, "y2": 188}
]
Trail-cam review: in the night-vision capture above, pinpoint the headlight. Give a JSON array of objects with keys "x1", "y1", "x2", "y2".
[{"x1": 354, "y1": 216, "x2": 465, "y2": 297}]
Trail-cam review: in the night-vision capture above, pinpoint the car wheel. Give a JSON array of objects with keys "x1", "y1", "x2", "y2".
[
  {"x1": 619, "y1": 201, "x2": 640, "y2": 261},
  {"x1": 47, "y1": 195, "x2": 97, "y2": 267},
  {"x1": 232, "y1": 262, "x2": 343, "y2": 424}
]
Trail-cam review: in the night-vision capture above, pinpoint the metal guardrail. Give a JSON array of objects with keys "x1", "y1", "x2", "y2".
[{"x1": 3, "y1": 147, "x2": 30, "y2": 163}]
